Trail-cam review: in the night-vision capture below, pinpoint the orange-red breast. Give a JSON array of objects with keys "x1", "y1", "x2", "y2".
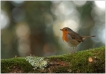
[{"x1": 60, "y1": 27, "x2": 95, "y2": 53}]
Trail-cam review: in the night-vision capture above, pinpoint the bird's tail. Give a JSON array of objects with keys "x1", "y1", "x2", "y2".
[{"x1": 82, "y1": 36, "x2": 95, "y2": 40}]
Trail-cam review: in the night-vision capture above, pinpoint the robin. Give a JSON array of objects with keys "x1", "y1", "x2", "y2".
[{"x1": 60, "y1": 27, "x2": 95, "y2": 53}]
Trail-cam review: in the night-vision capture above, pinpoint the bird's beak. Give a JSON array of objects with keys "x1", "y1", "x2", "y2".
[{"x1": 60, "y1": 29, "x2": 63, "y2": 31}]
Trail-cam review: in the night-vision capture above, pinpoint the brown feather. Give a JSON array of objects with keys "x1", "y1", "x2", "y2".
[{"x1": 68, "y1": 31, "x2": 83, "y2": 42}]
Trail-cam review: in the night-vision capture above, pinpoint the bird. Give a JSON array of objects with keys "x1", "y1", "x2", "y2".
[{"x1": 60, "y1": 27, "x2": 95, "y2": 53}]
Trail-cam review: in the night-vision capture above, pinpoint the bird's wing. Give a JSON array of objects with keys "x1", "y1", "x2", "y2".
[{"x1": 68, "y1": 31, "x2": 83, "y2": 42}]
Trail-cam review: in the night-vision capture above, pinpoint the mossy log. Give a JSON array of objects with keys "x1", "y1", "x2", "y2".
[{"x1": 1, "y1": 46, "x2": 105, "y2": 73}]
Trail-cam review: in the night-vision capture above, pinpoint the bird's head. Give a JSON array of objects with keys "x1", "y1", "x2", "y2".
[{"x1": 60, "y1": 27, "x2": 72, "y2": 34}]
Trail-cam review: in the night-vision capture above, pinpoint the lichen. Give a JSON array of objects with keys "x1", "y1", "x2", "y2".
[{"x1": 25, "y1": 56, "x2": 48, "y2": 70}]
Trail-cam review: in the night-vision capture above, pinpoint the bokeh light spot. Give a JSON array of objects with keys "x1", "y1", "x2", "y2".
[
  {"x1": 1, "y1": 10, "x2": 10, "y2": 29},
  {"x1": 73, "y1": 1, "x2": 86, "y2": 7},
  {"x1": 16, "y1": 22, "x2": 30, "y2": 38},
  {"x1": 12, "y1": 8, "x2": 25, "y2": 23},
  {"x1": 58, "y1": 2, "x2": 75, "y2": 15},
  {"x1": 11, "y1": 0, "x2": 24, "y2": 6},
  {"x1": 94, "y1": 1, "x2": 105, "y2": 10}
]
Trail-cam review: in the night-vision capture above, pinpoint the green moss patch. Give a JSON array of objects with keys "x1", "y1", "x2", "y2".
[{"x1": 1, "y1": 46, "x2": 105, "y2": 73}]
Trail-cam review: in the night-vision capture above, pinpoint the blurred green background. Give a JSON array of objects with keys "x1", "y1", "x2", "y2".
[{"x1": 1, "y1": 1, "x2": 105, "y2": 59}]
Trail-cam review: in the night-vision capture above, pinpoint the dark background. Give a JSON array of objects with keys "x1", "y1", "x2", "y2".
[{"x1": 1, "y1": 1, "x2": 105, "y2": 59}]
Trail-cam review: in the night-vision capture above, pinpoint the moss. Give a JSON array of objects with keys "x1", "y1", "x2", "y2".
[
  {"x1": 47, "y1": 46, "x2": 105, "y2": 73},
  {"x1": 1, "y1": 46, "x2": 105, "y2": 73},
  {"x1": 1, "y1": 57, "x2": 33, "y2": 73}
]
